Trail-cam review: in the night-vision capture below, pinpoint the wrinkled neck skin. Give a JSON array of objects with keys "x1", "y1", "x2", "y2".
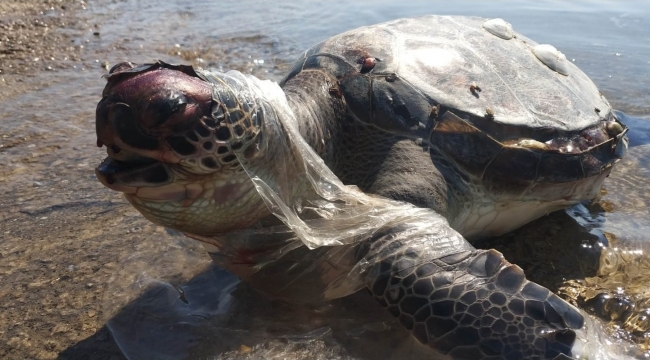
[
  {"x1": 282, "y1": 70, "x2": 346, "y2": 168},
  {"x1": 282, "y1": 70, "x2": 462, "y2": 223}
]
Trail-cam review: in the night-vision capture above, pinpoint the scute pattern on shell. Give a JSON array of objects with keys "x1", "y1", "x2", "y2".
[{"x1": 293, "y1": 15, "x2": 609, "y2": 132}]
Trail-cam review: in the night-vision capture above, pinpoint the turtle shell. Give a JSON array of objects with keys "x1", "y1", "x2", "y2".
[
  {"x1": 282, "y1": 15, "x2": 613, "y2": 139},
  {"x1": 281, "y1": 15, "x2": 627, "y2": 200}
]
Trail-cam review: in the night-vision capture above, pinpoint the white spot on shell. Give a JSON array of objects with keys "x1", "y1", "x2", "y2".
[
  {"x1": 532, "y1": 44, "x2": 569, "y2": 76},
  {"x1": 482, "y1": 18, "x2": 514, "y2": 40},
  {"x1": 409, "y1": 48, "x2": 465, "y2": 71}
]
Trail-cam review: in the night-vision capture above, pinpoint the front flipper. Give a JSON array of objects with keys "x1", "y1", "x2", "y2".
[{"x1": 365, "y1": 245, "x2": 584, "y2": 360}]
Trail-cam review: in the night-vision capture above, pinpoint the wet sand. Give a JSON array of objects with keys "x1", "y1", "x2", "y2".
[
  {"x1": 1, "y1": 1, "x2": 130, "y2": 358},
  {"x1": 1, "y1": 0, "x2": 91, "y2": 100}
]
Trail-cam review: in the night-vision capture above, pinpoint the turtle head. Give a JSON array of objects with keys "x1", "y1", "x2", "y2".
[{"x1": 95, "y1": 61, "x2": 269, "y2": 235}]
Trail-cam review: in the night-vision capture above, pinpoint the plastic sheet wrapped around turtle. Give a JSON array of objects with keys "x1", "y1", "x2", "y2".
[{"x1": 191, "y1": 69, "x2": 473, "y2": 300}]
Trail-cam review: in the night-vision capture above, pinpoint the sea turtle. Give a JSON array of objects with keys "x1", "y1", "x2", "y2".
[{"x1": 94, "y1": 16, "x2": 629, "y2": 359}]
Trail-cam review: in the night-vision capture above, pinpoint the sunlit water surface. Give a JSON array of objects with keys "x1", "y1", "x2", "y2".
[{"x1": 2, "y1": 1, "x2": 650, "y2": 359}]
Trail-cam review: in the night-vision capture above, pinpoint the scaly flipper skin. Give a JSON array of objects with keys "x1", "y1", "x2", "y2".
[{"x1": 365, "y1": 239, "x2": 584, "y2": 359}]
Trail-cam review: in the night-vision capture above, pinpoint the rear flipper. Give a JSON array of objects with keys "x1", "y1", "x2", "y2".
[{"x1": 366, "y1": 248, "x2": 585, "y2": 360}]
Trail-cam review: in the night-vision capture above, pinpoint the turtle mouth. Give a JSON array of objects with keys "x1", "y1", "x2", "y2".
[
  {"x1": 97, "y1": 155, "x2": 158, "y2": 181},
  {"x1": 95, "y1": 146, "x2": 173, "y2": 195}
]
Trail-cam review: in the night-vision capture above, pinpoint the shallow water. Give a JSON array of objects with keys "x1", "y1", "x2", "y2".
[{"x1": 1, "y1": 0, "x2": 650, "y2": 359}]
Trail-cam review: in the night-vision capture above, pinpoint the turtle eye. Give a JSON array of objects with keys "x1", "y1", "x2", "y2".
[
  {"x1": 159, "y1": 94, "x2": 188, "y2": 121},
  {"x1": 147, "y1": 92, "x2": 189, "y2": 127},
  {"x1": 162, "y1": 100, "x2": 187, "y2": 122}
]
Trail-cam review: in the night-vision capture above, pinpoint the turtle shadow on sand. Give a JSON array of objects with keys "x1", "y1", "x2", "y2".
[
  {"x1": 479, "y1": 209, "x2": 603, "y2": 295},
  {"x1": 56, "y1": 262, "x2": 429, "y2": 360},
  {"x1": 56, "y1": 209, "x2": 613, "y2": 360}
]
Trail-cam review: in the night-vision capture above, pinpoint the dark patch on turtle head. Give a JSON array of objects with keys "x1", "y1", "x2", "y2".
[{"x1": 96, "y1": 62, "x2": 213, "y2": 157}]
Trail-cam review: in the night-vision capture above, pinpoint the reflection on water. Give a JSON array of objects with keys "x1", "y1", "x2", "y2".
[
  {"x1": 1, "y1": 0, "x2": 650, "y2": 359},
  {"x1": 560, "y1": 136, "x2": 650, "y2": 351}
]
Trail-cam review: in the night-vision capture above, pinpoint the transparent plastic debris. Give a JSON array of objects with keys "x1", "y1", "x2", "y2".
[
  {"x1": 193, "y1": 69, "x2": 474, "y2": 299},
  {"x1": 210, "y1": 70, "x2": 466, "y2": 250},
  {"x1": 572, "y1": 312, "x2": 646, "y2": 360}
]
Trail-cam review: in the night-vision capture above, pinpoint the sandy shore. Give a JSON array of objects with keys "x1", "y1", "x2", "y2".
[
  {"x1": 0, "y1": 0, "x2": 94, "y2": 101},
  {"x1": 0, "y1": 1, "x2": 130, "y2": 359}
]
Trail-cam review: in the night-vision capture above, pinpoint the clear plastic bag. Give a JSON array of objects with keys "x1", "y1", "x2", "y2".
[{"x1": 193, "y1": 70, "x2": 474, "y2": 298}]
